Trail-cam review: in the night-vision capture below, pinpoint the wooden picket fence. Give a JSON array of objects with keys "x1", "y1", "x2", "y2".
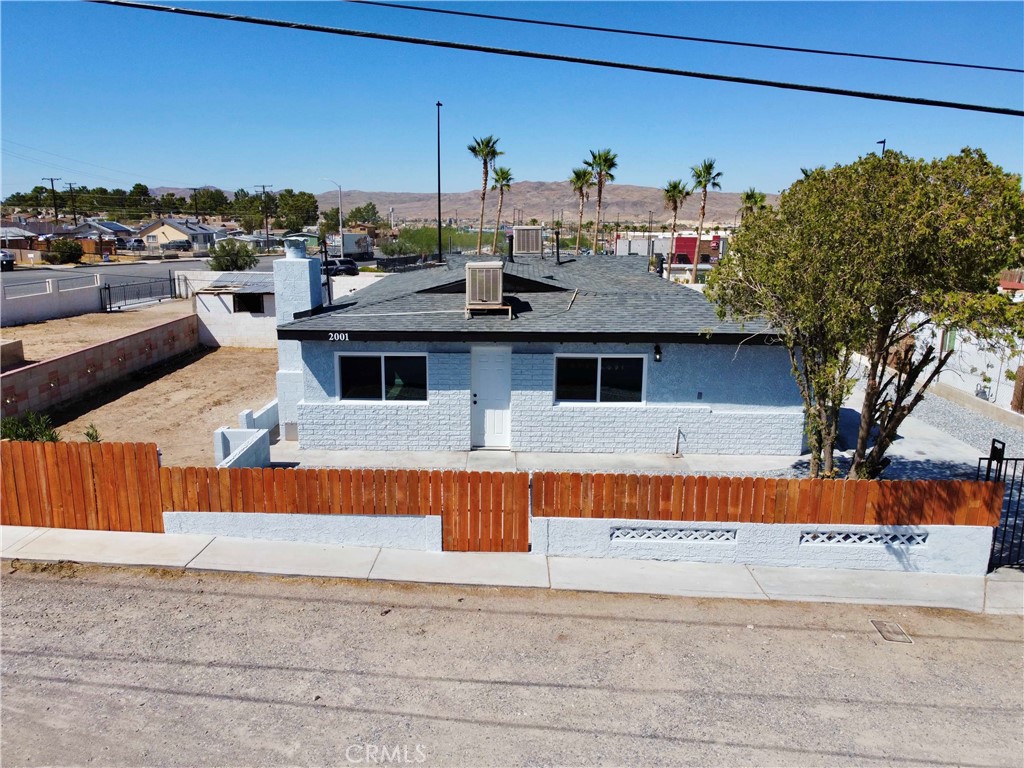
[
  {"x1": 0, "y1": 443, "x2": 529, "y2": 551},
  {"x1": 158, "y1": 465, "x2": 530, "y2": 552},
  {"x1": 530, "y1": 472, "x2": 1003, "y2": 527},
  {"x1": 0, "y1": 443, "x2": 1004, "y2": 556},
  {"x1": 1, "y1": 441, "x2": 163, "y2": 533}
]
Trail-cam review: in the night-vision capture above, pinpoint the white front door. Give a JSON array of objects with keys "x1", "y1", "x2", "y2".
[{"x1": 470, "y1": 346, "x2": 512, "y2": 449}]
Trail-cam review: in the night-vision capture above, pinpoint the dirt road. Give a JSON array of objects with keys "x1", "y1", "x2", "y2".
[{"x1": 1, "y1": 563, "x2": 1021, "y2": 767}]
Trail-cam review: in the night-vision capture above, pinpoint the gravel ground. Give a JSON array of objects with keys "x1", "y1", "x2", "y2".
[
  {"x1": 911, "y1": 392, "x2": 1023, "y2": 457},
  {"x1": 2, "y1": 563, "x2": 1022, "y2": 768}
]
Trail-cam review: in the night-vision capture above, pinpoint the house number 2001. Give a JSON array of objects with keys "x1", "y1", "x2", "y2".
[{"x1": 328, "y1": 332, "x2": 349, "y2": 342}]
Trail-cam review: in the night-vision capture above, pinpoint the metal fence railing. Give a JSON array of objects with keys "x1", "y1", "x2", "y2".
[
  {"x1": 102, "y1": 277, "x2": 176, "y2": 311},
  {"x1": 978, "y1": 439, "x2": 1024, "y2": 570}
]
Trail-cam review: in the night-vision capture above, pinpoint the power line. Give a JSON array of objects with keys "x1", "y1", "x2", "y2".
[
  {"x1": 346, "y1": 0, "x2": 1024, "y2": 74},
  {"x1": 86, "y1": 1, "x2": 1024, "y2": 117}
]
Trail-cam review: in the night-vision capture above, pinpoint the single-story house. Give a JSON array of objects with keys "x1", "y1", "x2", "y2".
[
  {"x1": 272, "y1": 241, "x2": 805, "y2": 454},
  {"x1": 136, "y1": 218, "x2": 221, "y2": 249},
  {"x1": 69, "y1": 219, "x2": 135, "y2": 239}
]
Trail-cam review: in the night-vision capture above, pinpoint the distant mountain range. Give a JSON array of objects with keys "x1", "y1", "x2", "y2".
[{"x1": 151, "y1": 182, "x2": 776, "y2": 227}]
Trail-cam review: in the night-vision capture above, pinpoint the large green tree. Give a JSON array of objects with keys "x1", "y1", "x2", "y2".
[
  {"x1": 468, "y1": 135, "x2": 502, "y2": 254},
  {"x1": 707, "y1": 149, "x2": 1024, "y2": 479},
  {"x1": 345, "y1": 202, "x2": 381, "y2": 226},
  {"x1": 584, "y1": 149, "x2": 617, "y2": 254},
  {"x1": 662, "y1": 179, "x2": 691, "y2": 280},
  {"x1": 690, "y1": 158, "x2": 722, "y2": 283},
  {"x1": 275, "y1": 189, "x2": 319, "y2": 231},
  {"x1": 490, "y1": 166, "x2": 514, "y2": 254}
]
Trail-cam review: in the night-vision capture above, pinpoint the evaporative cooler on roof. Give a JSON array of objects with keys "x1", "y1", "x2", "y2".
[
  {"x1": 465, "y1": 261, "x2": 511, "y2": 319},
  {"x1": 512, "y1": 226, "x2": 543, "y2": 255}
]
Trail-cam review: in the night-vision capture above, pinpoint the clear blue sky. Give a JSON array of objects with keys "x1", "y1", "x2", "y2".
[{"x1": 2, "y1": 1, "x2": 1021, "y2": 198}]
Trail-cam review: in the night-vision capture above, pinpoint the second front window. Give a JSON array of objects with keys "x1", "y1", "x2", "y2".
[{"x1": 554, "y1": 355, "x2": 644, "y2": 403}]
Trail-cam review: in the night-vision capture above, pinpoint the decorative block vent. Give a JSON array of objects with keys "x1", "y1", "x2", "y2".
[
  {"x1": 800, "y1": 531, "x2": 928, "y2": 547},
  {"x1": 611, "y1": 527, "x2": 737, "y2": 542}
]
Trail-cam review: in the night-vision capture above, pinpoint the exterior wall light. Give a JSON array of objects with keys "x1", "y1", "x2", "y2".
[{"x1": 654, "y1": 344, "x2": 662, "y2": 363}]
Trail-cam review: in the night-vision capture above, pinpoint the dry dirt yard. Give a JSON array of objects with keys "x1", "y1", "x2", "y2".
[
  {"x1": 1, "y1": 301, "x2": 278, "y2": 466},
  {"x1": 1, "y1": 563, "x2": 1022, "y2": 767}
]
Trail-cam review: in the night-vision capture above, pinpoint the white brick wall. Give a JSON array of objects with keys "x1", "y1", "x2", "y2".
[{"x1": 293, "y1": 340, "x2": 805, "y2": 454}]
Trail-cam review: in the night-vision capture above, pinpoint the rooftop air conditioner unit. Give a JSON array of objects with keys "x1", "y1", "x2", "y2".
[{"x1": 465, "y1": 261, "x2": 511, "y2": 319}]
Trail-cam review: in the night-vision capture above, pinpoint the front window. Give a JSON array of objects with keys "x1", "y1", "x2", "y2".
[
  {"x1": 339, "y1": 354, "x2": 427, "y2": 401},
  {"x1": 555, "y1": 355, "x2": 644, "y2": 403}
]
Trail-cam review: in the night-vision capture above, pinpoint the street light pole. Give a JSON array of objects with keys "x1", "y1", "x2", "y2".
[
  {"x1": 322, "y1": 177, "x2": 345, "y2": 251},
  {"x1": 436, "y1": 101, "x2": 443, "y2": 261},
  {"x1": 877, "y1": 138, "x2": 886, "y2": 155}
]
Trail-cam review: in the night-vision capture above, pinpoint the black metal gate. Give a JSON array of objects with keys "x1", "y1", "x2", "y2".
[
  {"x1": 102, "y1": 275, "x2": 176, "y2": 311},
  {"x1": 978, "y1": 439, "x2": 1024, "y2": 570}
]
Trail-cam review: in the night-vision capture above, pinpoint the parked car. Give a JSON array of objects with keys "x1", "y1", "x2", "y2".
[
  {"x1": 161, "y1": 239, "x2": 192, "y2": 251},
  {"x1": 125, "y1": 238, "x2": 146, "y2": 251},
  {"x1": 324, "y1": 258, "x2": 359, "y2": 277},
  {"x1": 1, "y1": 250, "x2": 15, "y2": 271}
]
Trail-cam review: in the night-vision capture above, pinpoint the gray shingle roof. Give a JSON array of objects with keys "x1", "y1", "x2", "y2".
[
  {"x1": 279, "y1": 255, "x2": 773, "y2": 341},
  {"x1": 204, "y1": 272, "x2": 276, "y2": 293}
]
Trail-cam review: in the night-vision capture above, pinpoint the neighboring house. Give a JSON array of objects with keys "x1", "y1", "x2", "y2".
[
  {"x1": 69, "y1": 219, "x2": 135, "y2": 239},
  {"x1": 283, "y1": 231, "x2": 321, "y2": 250},
  {"x1": 272, "y1": 241, "x2": 805, "y2": 454},
  {"x1": 193, "y1": 272, "x2": 279, "y2": 348},
  {"x1": 616, "y1": 233, "x2": 728, "y2": 265},
  {"x1": 137, "y1": 218, "x2": 221, "y2": 249},
  {"x1": 933, "y1": 328, "x2": 1023, "y2": 414}
]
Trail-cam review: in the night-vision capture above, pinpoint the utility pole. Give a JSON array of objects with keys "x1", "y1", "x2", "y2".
[
  {"x1": 42, "y1": 177, "x2": 61, "y2": 231},
  {"x1": 65, "y1": 183, "x2": 79, "y2": 226},
  {"x1": 435, "y1": 101, "x2": 443, "y2": 261},
  {"x1": 189, "y1": 187, "x2": 200, "y2": 222},
  {"x1": 256, "y1": 185, "x2": 272, "y2": 248}
]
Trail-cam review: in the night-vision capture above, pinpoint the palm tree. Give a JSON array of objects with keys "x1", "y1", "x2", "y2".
[
  {"x1": 584, "y1": 149, "x2": 617, "y2": 254},
  {"x1": 490, "y1": 167, "x2": 513, "y2": 254},
  {"x1": 662, "y1": 179, "x2": 692, "y2": 281},
  {"x1": 569, "y1": 167, "x2": 594, "y2": 256},
  {"x1": 689, "y1": 158, "x2": 722, "y2": 283},
  {"x1": 738, "y1": 187, "x2": 766, "y2": 222},
  {"x1": 467, "y1": 135, "x2": 503, "y2": 254}
]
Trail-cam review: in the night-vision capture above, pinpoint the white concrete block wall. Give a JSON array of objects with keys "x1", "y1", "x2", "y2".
[
  {"x1": 291, "y1": 340, "x2": 804, "y2": 454},
  {"x1": 530, "y1": 518, "x2": 994, "y2": 576},
  {"x1": 213, "y1": 428, "x2": 271, "y2": 468},
  {"x1": 163, "y1": 512, "x2": 443, "y2": 551}
]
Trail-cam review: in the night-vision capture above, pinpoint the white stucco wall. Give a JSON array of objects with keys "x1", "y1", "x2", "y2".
[
  {"x1": 163, "y1": 511, "x2": 443, "y2": 551},
  {"x1": 530, "y1": 518, "x2": 994, "y2": 575},
  {"x1": 0, "y1": 276, "x2": 102, "y2": 326},
  {"x1": 195, "y1": 292, "x2": 278, "y2": 348}
]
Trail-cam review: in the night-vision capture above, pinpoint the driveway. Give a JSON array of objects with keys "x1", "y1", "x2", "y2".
[{"x1": 2, "y1": 563, "x2": 1021, "y2": 767}]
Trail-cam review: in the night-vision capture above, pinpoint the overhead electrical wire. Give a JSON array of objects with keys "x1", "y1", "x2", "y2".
[
  {"x1": 87, "y1": 0, "x2": 1024, "y2": 117},
  {"x1": 346, "y1": 0, "x2": 1024, "y2": 74}
]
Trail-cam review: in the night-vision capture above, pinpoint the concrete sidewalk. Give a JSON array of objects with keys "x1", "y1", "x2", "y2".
[{"x1": 2, "y1": 525, "x2": 1021, "y2": 615}]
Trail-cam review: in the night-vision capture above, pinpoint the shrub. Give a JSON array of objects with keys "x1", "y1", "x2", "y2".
[
  {"x1": 208, "y1": 240, "x2": 258, "y2": 271},
  {"x1": 1, "y1": 411, "x2": 62, "y2": 442},
  {"x1": 84, "y1": 423, "x2": 101, "y2": 442},
  {"x1": 43, "y1": 239, "x2": 84, "y2": 265}
]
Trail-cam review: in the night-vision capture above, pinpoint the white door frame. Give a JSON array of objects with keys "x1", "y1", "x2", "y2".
[{"x1": 470, "y1": 346, "x2": 512, "y2": 449}]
